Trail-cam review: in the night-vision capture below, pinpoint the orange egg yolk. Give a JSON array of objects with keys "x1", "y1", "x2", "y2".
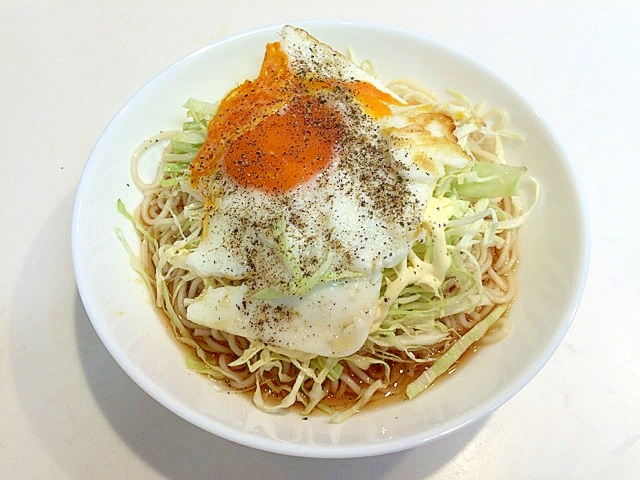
[{"x1": 190, "y1": 41, "x2": 403, "y2": 194}]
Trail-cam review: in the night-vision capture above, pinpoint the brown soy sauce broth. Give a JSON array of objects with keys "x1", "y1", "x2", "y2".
[
  {"x1": 337, "y1": 314, "x2": 510, "y2": 415},
  {"x1": 248, "y1": 340, "x2": 488, "y2": 418},
  {"x1": 152, "y1": 272, "x2": 511, "y2": 419}
]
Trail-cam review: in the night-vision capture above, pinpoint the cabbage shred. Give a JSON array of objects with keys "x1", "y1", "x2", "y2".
[{"x1": 120, "y1": 91, "x2": 537, "y2": 422}]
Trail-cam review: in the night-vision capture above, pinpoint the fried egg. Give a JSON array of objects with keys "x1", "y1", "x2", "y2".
[{"x1": 183, "y1": 26, "x2": 470, "y2": 357}]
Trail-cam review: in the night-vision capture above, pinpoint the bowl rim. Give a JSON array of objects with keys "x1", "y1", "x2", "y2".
[{"x1": 72, "y1": 19, "x2": 590, "y2": 458}]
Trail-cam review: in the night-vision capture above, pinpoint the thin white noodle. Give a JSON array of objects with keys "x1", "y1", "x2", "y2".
[
  {"x1": 347, "y1": 362, "x2": 374, "y2": 385},
  {"x1": 338, "y1": 371, "x2": 362, "y2": 395},
  {"x1": 485, "y1": 266, "x2": 509, "y2": 292},
  {"x1": 130, "y1": 131, "x2": 178, "y2": 190}
]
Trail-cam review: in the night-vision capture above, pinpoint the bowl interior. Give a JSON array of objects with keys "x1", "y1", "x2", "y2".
[{"x1": 72, "y1": 21, "x2": 588, "y2": 458}]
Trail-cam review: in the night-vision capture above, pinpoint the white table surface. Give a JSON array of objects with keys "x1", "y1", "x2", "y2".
[{"x1": 1, "y1": 1, "x2": 638, "y2": 478}]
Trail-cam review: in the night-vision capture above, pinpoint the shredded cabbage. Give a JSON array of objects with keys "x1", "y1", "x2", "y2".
[
  {"x1": 119, "y1": 90, "x2": 538, "y2": 421},
  {"x1": 405, "y1": 304, "x2": 508, "y2": 399}
]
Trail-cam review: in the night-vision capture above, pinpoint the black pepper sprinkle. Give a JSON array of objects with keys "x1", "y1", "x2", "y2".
[{"x1": 194, "y1": 66, "x2": 427, "y2": 343}]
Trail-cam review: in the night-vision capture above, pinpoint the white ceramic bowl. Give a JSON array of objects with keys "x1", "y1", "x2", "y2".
[{"x1": 72, "y1": 21, "x2": 589, "y2": 458}]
